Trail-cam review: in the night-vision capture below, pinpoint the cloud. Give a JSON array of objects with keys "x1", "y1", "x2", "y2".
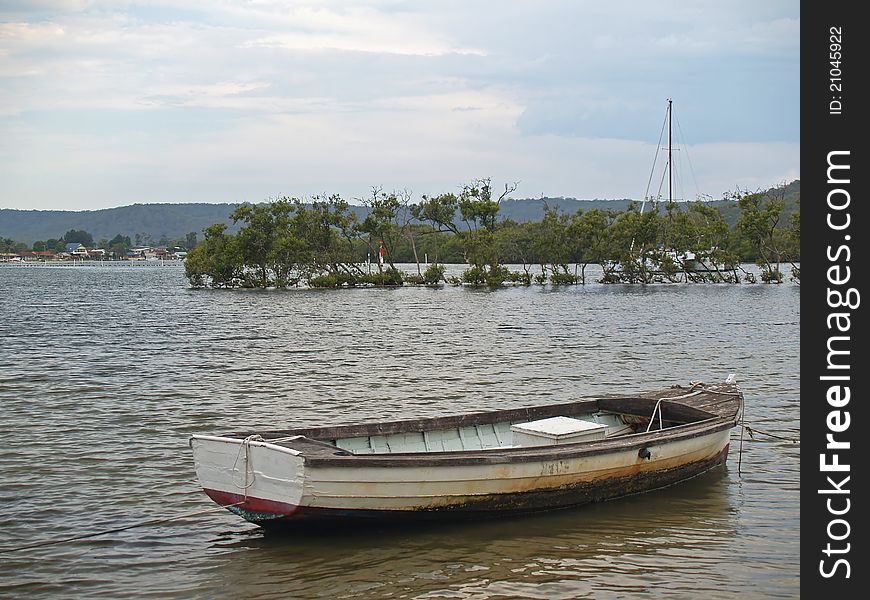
[
  {"x1": 238, "y1": 5, "x2": 484, "y2": 56},
  {"x1": 0, "y1": 0, "x2": 799, "y2": 210}
]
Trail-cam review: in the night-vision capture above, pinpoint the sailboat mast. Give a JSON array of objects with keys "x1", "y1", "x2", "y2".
[{"x1": 668, "y1": 98, "x2": 674, "y2": 202}]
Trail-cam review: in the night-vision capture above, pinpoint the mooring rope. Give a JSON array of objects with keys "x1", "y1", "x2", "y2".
[
  {"x1": 671, "y1": 382, "x2": 741, "y2": 397},
  {"x1": 739, "y1": 422, "x2": 800, "y2": 444},
  {"x1": 231, "y1": 434, "x2": 264, "y2": 498},
  {"x1": 737, "y1": 422, "x2": 799, "y2": 477},
  {"x1": 0, "y1": 501, "x2": 244, "y2": 555}
]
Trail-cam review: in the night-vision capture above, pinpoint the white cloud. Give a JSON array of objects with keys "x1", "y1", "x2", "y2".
[
  {"x1": 0, "y1": 0, "x2": 799, "y2": 210},
  {"x1": 238, "y1": 4, "x2": 484, "y2": 56}
]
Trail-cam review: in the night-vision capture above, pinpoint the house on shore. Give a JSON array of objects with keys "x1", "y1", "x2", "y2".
[
  {"x1": 64, "y1": 243, "x2": 89, "y2": 258},
  {"x1": 14, "y1": 250, "x2": 56, "y2": 261}
]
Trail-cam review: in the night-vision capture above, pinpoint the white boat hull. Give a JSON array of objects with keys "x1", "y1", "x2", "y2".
[{"x1": 191, "y1": 428, "x2": 731, "y2": 523}]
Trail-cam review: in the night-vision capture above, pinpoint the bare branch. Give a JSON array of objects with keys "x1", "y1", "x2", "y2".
[{"x1": 498, "y1": 181, "x2": 520, "y2": 204}]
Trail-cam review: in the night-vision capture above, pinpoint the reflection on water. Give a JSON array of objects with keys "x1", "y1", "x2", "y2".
[
  {"x1": 0, "y1": 264, "x2": 799, "y2": 599},
  {"x1": 211, "y1": 472, "x2": 737, "y2": 599}
]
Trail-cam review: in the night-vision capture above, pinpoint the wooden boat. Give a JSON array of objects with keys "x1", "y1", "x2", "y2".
[{"x1": 190, "y1": 376, "x2": 742, "y2": 525}]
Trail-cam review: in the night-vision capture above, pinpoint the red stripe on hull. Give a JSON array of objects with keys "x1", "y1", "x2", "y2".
[{"x1": 203, "y1": 488, "x2": 299, "y2": 519}]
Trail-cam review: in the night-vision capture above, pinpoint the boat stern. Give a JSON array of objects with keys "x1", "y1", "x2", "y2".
[{"x1": 189, "y1": 434, "x2": 305, "y2": 524}]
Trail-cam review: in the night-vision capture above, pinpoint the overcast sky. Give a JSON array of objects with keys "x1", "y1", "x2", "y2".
[{"x1": 1, "y1": 1, "x2": 799, "y2": 211}]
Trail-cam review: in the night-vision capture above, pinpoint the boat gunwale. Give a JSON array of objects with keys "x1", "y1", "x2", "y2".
[
  {"x1": 192, "y1": 416, "x2": 734, "y2": 469},
  {"x1": 295, "y1": 416, "x2": 736, "y2": 468},
  {"x1": 205, "y1": 384, "x2": 742, "y2": 468},
  {"x1": 230, "y1": 398, "x2": 605, "y2": 441},
  {"x1": 226, "y1": 387, "x2": 739, "y2": 441}
]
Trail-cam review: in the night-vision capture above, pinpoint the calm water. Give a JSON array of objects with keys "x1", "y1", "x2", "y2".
[{"x1": 0, "y1": 264, "x2": 799, "y2": 599}]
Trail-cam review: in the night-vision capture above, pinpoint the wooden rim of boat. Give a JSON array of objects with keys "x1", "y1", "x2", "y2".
[{"x1": 216, "y1": 381, "x2": 742, "y2": 468}]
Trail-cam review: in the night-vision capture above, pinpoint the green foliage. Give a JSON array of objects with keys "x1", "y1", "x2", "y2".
[
  {"x1": 183, "y1": 195, "x2": 413, "y2": 288},
  {"x1": 109, "y1": 233, "x2": 132, "y2": 247},
  {"x1": 231, "y1": 199, "x2": 297, "y2": 288},
  {"x1": 788, "y1": 204, "x2": 800, "y2": 248},
  {"x1": 456, "y1": 179, "x2": 515, "y2": 272},
  {"x1": 598, "y1": 269, "x2": 621, "y2": 284},
  {"x1": 0, "y1": 237, "x2": 27, "y2": 253},
  {"x1": 63, "y1": 229, "x2": 94, "y2": 247},
  {"x1": 307, "y1": 272, "x2": 357, "y2": 288},
  {"x1": 461, "y1": 266, "x2": 487, "y2": 285},
  {"x1": 358, "y1": 188, "x2": 402, "y2": 268},
  {"x1": 760, "y1": 267, "x2": 784, "y2": 283},
  {"x1": 306, "y1": 267, "x2": 404, "y2": 288},
  {"x1": 550, "y1": 271, "x2": 579, "y2": 285},
  {"x1": 423, "y1": 263, "x2": 446, "y2": 284},
  {"x1": 736, "y1": 190, "x2": 783, "y2": 262},
  {"x1": 486, "y1": 265, "x2": 511, "y2": 287},
  {"x1": 508, "y1": 271, "x2": 532, "y2": 285},
  {"x1": 364, "y1": 267, "x2": 404, "y2": 286},
  {"x1": 103, "y1": 233, "x2": 133, "y2": 258},
  {"x1": 184, "y1": 224, "x2": 242, "y2": 288},
  {"x1": 570, "y1": 208, "x2": 614, "y2": 264},
  {"x1": 180, "y1": 179, "x2": 800, "y2": 289},
  {"x1": 0, "y1": 180, "x2": 800, "y2": 251},
  {"x1": 412, "y1": 193, "x2": 459, "y2": 234},
  {"x1": 532, "y1": 203, "x2": 572, "y2": 273}
]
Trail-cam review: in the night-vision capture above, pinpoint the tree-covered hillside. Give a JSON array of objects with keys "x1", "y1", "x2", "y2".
[
  {"x1": 0, "y1": 203, "x2": 241, "y2": 246},
  {"x1": 0, "y1": 181, "x2": 799, "y2": 246}
]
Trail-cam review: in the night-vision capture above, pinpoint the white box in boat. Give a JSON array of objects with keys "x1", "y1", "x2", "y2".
[{"x1": 510, "y1": 416, "x2": 607, "y2": 447}]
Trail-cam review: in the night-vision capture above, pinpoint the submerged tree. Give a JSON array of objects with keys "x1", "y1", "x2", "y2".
[
  {"x1": 456, "y1": 178, "x2": 518, "y2": 286},
  {"x1": 412, "y1": 191, "x2": 460, "y2": 276},
  {"x1": 531, "y1": 203, "x2": 575, "y2": 284},
  {"x1": 569, "y1": 208, "x2": 614, "y2": 284},
  {"x1": 293, "y1": 195, "x2": 363, "y2": 286},
  {"x1": 184, "y1": 224, "x2": 242, "y2": 288},
  {"x1": 735, "y1": 187, "x2": 786, "y2": 283},
  {"x1": 667, "y1": 202, "x2": 739, "y2": 282},
  {"x1": 358, "y1": 187, "x2": 402, "y2": 273},
  {"x1": 231, "y1": 199, "x2": 294, "y2": 288},
  {"x1": 604, "y1": 202, "x2": 662, "y2": 283},
  {"x1": 183, "y1": 179, "x2": 799, "y2": 289}
]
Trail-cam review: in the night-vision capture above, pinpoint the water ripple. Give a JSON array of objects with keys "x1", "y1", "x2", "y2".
[{"x1": 0, "y1": 264, "x2": 799, "y2": 599}]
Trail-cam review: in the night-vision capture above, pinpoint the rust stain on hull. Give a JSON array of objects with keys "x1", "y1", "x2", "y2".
[
  {"x1": 258, "y1": 445, "x2": 730, "y2": 526},
  {"x1": 411, "y1": 444, "x2": 730, "y2": 512},
  {"x1": 311, "y1": 436, "x2": 728, "y2": 500}
]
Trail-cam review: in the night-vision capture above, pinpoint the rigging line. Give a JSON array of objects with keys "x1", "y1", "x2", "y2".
[
  {"x1": 656, "y1": 158, "x2": 669, "y2": 201},
  {"x1": 642, "y1": 106, "x2": 670, "y2": 213},
  {"x1": 0, "y1": 502, "x2": 245, "y2": 555},
  {"x1": 675, "y1": 115, "x2": 701, "y2": 201},
  {"x1": 675, "y1": 151, "x2": 685, "y2": 203},
  {"x1": 676, "y1": 134, "x2": 686, "y2": 203}
]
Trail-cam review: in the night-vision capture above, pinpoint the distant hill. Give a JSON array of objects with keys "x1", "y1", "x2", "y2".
[
  {"x1": 0, "y1": 181, "x2": 798, "y2": 245},
  {"x1": 507, "y1": 180, "x2": 799, "y2": 228},
  {"x1": 710, "y1": 179, "x2": 800, "y2": 228},
  {"x1": 2, "y1": 200, "x2": 625, "y2": 245},
  {"x1": 0, "y1": 203, "x2": 242, "y2": 246},
  {"x1": 498, "y1": 198, "x2": 634, "y2": 222}
]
